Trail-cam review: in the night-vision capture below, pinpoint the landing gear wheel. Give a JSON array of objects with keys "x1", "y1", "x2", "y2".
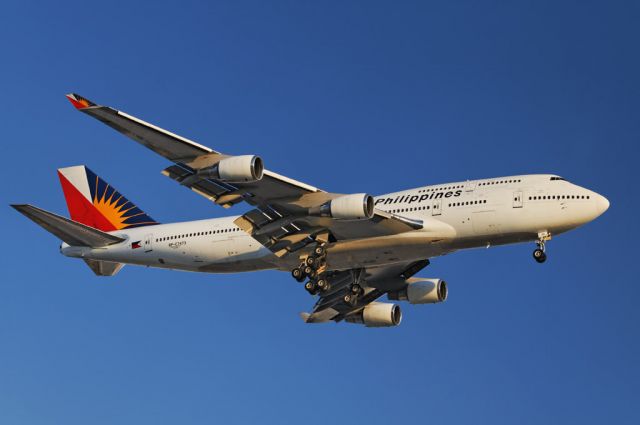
[
  {"x1": 291, "y1": 267, "x2": 305, "y2": 282},
  {"x1": 303, "y1": 266, "x2": 313, "y2": 276},
  {"x1": 533, "y1": 231, "x2": 550, "y2": 264},
  {"x1": 533, "y1": 249, "x2": 547, "y2": 263},
  {"x1": 343, "y1": 293, "x2": 357, "y2": 306},
  {"x1": 351, "y1": 284, "x2": 363, "y2": 295},
  {"x1": 316, "y1": 279, "x2": 329, "y2": 291},
  {"x1": 305, "y1": 281, "x2": 318, "y2": 295},
  {"x1": 313, "y1": 245, "x2": 326, "y2": 257},
  {"x1": 305, "y1": 256, "x2": 316, "y2": 267}
]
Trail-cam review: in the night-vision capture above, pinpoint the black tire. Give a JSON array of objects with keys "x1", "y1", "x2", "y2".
[
  {"x1": 317, "y1": 279, "x2": 329, "y2": 291},
  {"x1": 314, "y1": 246, "x2": 325, "y2": 257},
  {"x1": 344, "y1": 294, "x2": 357, "y2": 306},
  {"x1": 351, "y1": 284, "x2": 362, "y2": 295},
  {"x1": 533, "y1": 249, "x2": 547, "y2": 263},
  {"x1": 303, "y1": 266, "x2": 313, "y2": 276},
  {"x1": 292, "y1": 268, "x2": 303, "y2": 280},
  {"x1": 305, "y1": 281, "x2": 317, "y2": 294},
  {"x1": 305, "y1": 256, "x2": 315, "y2": 267}
]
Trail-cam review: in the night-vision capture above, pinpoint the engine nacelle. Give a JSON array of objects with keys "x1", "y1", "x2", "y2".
[
  {"x1": 310, "y1": 193, "x2": 375, "y2": 220},
  {"x1": 197, "y1": 155, "x2": 264, "y2": 182},
  {"x1": 388, "y1": 278, "x2": 448, "y2": 304},
  {"x1": 345, "y1": 302, "x2": 402, "y2": 327}
]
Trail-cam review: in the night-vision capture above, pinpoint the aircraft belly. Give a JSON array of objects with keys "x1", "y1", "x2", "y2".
[{"x1": 324, "y1": 233, "x2": 454, "y2": 271}]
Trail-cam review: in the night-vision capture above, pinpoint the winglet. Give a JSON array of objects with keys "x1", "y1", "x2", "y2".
[{"x1": 66, "y1": 93, "x2": 97, "y2": 110}]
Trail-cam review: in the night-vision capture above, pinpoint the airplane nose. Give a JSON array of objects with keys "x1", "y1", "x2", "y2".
[{"x1": 595, "y1": 193, "x2": 610, "y2": 216}]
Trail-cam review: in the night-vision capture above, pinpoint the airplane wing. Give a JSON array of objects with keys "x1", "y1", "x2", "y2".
[
  {"x1": 67, "y1": 93, "x2": 422, "y2": 257},
  {"x1": 301, "y1": 259, "x2": 430, "y2": 324}
]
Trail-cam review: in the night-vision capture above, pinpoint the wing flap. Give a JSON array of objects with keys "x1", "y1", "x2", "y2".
[
  {"x1": 161, "y1": 164, "x2": 244, "y2": 207},
  {"x1": 234, "y1": 205, "x2": 424, "y2": 258}
]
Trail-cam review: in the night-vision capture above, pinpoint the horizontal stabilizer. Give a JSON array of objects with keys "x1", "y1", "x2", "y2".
[
  {"x1": 11, "y1": 204, "x2": 125, "y2": 248},
  {"x1": 83, "y1": 259, "x2": 124, "y2": 276}
]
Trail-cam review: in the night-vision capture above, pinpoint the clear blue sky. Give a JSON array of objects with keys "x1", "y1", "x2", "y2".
[{"x1": 1, "y1": 1, "x2": 638, "y2": 424}]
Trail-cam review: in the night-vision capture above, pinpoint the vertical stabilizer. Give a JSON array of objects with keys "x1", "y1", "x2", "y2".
[{"x1": 57, "y1": 165, "x2": 158, "y2": 231}]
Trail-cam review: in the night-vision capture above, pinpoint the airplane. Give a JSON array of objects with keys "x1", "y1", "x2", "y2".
[{"x1": 11, "y1": 93, "x2": 610, "y2": 327}]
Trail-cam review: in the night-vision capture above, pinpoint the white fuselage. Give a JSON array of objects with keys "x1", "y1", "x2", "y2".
[{"x1": 61, "y1": 174, "x2": 609, "y2": 273}]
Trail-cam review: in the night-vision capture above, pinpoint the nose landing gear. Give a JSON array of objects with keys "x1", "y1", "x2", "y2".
[
  {"x1": 533, "y1": 248, "x2": 546, "y2": 263},
  {"x1": 533, "y1": 231, "x2": 551, "y2": 263}
]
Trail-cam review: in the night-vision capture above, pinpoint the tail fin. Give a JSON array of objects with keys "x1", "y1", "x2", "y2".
[{"x1": 57, "y1": 165, "x2": 158, "y2": 231}]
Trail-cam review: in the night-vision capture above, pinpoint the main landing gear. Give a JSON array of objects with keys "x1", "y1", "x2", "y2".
[
  {"x1": 291, "y1": 243, "x2": 329, "y2": 295},
  {"x1": 533, "y1": 231, "x2": 551, "y2": 264},
  {"x1": 343, "y1": 282, "x2": 364, "y2": 306},
  {"x1": 291, "y1": 244, "x2": 366, "y2": 307}
]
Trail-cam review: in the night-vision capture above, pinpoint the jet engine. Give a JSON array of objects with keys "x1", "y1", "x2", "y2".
[
  {"x1": 345, "y1": 302, "x2": 402, "y2": 327},
  {"x1": 310, "y1": 193, "x2": 375, "y2": 220},
  {"x1": 197, "y1": 155, "x2": 264, "y2": 183},
  {"x1": 388, "y1": 278, "x2": 448, "y2": 304}
]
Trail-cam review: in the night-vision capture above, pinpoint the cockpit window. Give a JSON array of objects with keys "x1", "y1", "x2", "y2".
[{"x1": 550, "y1": 176, "x2": 566, "y2": 181}]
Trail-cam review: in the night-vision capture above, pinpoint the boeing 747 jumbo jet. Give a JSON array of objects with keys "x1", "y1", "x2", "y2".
[{"x1": 12, "y1": 94, "x2": 610, "y2": 327}]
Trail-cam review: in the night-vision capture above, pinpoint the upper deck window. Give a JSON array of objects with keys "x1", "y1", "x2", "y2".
[{"x1": 550, "y1": 177, "x2": 566, "y2": 181}]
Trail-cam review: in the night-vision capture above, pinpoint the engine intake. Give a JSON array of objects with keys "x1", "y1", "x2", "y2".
[
  {"x1": 310, "y1": 193, "x2": 375, "y2": 220},
  {"x1": 198, "y1": 155, "x2": 264, "y2": 183},
  {"x1": 388, "y1": 278, "x2": 448, "y2": 304},
  {"x1": 345, "y1": 302, "x2": 402, "y2": 327}
]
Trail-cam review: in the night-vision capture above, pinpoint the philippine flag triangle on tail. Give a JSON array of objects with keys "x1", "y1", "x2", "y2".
[{"x1": 57, "y1": 165, "x2": 158, "y2": 232}]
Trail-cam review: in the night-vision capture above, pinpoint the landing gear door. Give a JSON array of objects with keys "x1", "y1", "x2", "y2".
[
  {"x1": 512, "y1": 191, "x2": 523, "y2": 208},
  {"x1": 432, "y1": 199, "x2": 442, "y2": 216},
  {"x1": 143, "y1": 234, "x2": 154, "y2": 252}
]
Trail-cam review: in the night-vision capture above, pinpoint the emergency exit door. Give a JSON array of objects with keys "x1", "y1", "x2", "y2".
[
  {"x1": 432, "y1": 199, "x2": 442, "y2": 216},
  {"x1": 512, "y1": 191, "x2": 523, "y2": 208},
  {"x1": 143, "y1": 234, "x2": 154, "y2": 252}
]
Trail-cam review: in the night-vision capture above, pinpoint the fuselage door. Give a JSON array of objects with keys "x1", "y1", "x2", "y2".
[
  {"x1": 465, "y1": 181, "x2": 477, "y2": 192},
  {"x1": 432, "y1": 199, "x2": 442, "y2": 216},
  {"x1": 512, "y1": 191, "x2": 523, "y2": 208},
  {"x1": 143, "y1": 234, "x2": 154, "y2": 252}
]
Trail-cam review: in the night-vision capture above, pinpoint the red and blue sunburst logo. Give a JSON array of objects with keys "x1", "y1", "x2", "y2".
[{"x1": 58, "y1": 165, "x2": 157, "y2": 231}]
